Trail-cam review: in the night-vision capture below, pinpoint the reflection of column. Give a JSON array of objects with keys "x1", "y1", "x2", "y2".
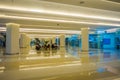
[
  {"x1": 97, "y1": 35, "x2": 101, "y2": 49},
  {"x1": 20, "y1": 33, "x2": 30, "y2": 54},
  {"x1": 81, "y1": 52, "x2": 89, "y2": 63},
  {"x1": 6, "y1": 23, "x2": 20, "y2": 55},
  {"x1": 4, "y1": 56, "x2": 20, "y2": 71},
  {"x1": 81, "y1": 28, "x2": 89, "y2": 51},
  {"x1": 60, "y1": 34, "x2": 65, "y2": 57},
  {"x1": 4, "y1": 56, "x2": 20, "y2": 80},
  {"x1": 98, "y1": 49, "x2": 102, "y2": 62}
]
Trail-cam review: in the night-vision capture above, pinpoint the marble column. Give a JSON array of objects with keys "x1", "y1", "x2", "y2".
[
  {"x1": 6, "y1": 23, "x2": 20, "y2": 55},
  {"x1": 81, "y1": 28, "x2": 89, "y2": 52},
  {"x1": 20, "y1": 33, "x2": 30, "y2": 54},
  {"x1": 52, "y1": 36, "x2": 56, "y2": 44},
  {"x1": 60, "y1": 34, "x2": 66, "y2": 57}
]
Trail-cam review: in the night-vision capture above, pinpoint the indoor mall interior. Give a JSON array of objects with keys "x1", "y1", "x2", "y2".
[{"x1": 0, "y1": 0, "x2": 120, "y2": 80}]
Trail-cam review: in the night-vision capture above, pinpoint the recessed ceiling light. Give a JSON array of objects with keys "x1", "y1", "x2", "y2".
[
  {"x1": 57, "y1": 24, "x2": 60, "y2": 26},
  {"x1": 80, "y1": 1, "x2": 85, "y2": 4}
]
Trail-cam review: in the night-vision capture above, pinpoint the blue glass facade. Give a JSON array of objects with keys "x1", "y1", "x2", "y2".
[{"x1": 66, "y1": 29, "x2": 120, "y2": 50}]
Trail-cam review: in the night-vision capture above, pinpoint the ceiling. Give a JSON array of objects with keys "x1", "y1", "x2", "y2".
[
  {"x1": 41, "y1": 0, "x2": 120, "y2": 12},
  {"x1": 0, "y1": 0, "x2": 120, "y2": 37}
]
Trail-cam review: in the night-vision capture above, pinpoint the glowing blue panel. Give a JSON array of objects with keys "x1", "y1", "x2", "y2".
[{"x1": 103, "y1": 38, "x2": 111, "y2": 44}]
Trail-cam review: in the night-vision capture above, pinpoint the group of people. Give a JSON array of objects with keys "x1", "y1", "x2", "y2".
[
  {"x1": 35, "y1": 43, "x2": 59, "y2": 56},
  {"x1": 35, "y1": 43, "x2": 59, "y2": 51},
  {"x1": 31, "y1": 38, "x2": 59, "y2": 55}
]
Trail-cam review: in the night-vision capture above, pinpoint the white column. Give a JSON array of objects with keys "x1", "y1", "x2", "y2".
[
  {"x1": 52, "y1": 36, "x2": 56, "y2": 44},
  {"x1": 20, "y1": 33, "x2": 30, "y2": 54},
  {"x1": 60, "y1": 34, "x2": 65, "y2": 47},
  {"x1": 20, "y1": 33, "x2": 28, "y2": 48},
  {"x1": 26, "y1": 36, "x2": 31, "y2": 53},
  {"x1": 60, "y1": 34, "x2": 65, "y2": 56},
  {"x1": 27, "y1": 36, "x2": 31, "y2": 50},
  {"x1": 6, "y1": 23, "x2": 20, "y2": 54},
  {"x1": 81, "y1": 28, "x2": 89, "y2": 51}
]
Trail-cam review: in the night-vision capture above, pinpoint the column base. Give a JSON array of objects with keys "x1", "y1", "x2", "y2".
[
  {"x1": 5, "y1": 53, "x2": 19, "y2": 55},
  {"x1": 81, "y1": 50, "x2": 89, "y2": 52}
]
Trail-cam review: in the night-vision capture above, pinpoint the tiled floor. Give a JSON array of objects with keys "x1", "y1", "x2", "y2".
[{"x1": 0, "y1": 48, "x2": 120, "y2": 80}]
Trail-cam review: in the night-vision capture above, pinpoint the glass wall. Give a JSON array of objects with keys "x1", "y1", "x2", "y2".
[
  {"x1": 65, "y1": 34, "x2": 81, "y2": 57},
  {"x1": 0, "y1": 32, "x2": 6, "y2": 55},
  {"x1": 1, "y1": 28, "x2": 120, "y2": 56},
  {"x1": 89, "y1": 28, "x2": 120, "y2": 50}
]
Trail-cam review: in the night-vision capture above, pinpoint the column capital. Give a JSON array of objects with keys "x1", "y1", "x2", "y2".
[
  {"x1": 6, "y1": 23, "x2": 20, "y2": 27},
  {"x1": 81, "y1": 27, "x2": 89, "y2": 30}
]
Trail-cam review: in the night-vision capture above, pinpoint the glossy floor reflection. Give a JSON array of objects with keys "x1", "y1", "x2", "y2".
[{"x1": 0, "y1": 48, "x2": 120, "y2": 80}]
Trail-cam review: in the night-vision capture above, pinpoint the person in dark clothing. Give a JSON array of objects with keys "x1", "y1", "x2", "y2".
[{"x1": 35, "y1": 43, "x2": 41, "y2": 51}]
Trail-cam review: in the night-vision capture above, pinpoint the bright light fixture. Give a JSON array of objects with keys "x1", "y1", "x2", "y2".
[
  {"x1": 27, "y1": 34, "x2": 60, "y2": 38},
  {"x1": 1, "y1": 15, "x2": 120, "y2": 26},
  {"x1": 106, "y1": 28, "x2": 118, "y2": 33},
  {"x1": 0, "y1": 27, "x2": 6, "y2": 31},
  {"x1": 0, "y1": 6, "x2": 120, "y2": 22},
  {"x1": 20, "y1": 28, "x2": 81, "y2": 34},
  {"x1": 0, "y1": 27, "x2": 81, "y2": 34}
]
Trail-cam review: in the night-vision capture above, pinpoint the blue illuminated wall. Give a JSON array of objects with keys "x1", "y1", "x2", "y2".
[
  {"x1": 102, "y1": 33, "x2": 115, "y2": 49},
  {"x1": 68, "y1": 35, "x2": 81, "y2": 47},
  {"x1": 66, "y1": 31, "x2": 118, "y2": 49},
  {"x1": 55, "y1": 37, "x2": 60, "y2": 45},
  {"x1": 89, "y1": 34, "x2": 98, "y2": 48}
]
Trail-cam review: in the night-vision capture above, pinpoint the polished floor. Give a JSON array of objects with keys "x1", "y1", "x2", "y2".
[{"x1": 0, "y1": 48, "x2": 120, "y2": 80}]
